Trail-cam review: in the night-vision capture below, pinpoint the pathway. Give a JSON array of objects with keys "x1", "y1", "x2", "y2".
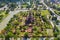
[{"x1": 0, "y1": 10, "x2": 29, "y2": 31}]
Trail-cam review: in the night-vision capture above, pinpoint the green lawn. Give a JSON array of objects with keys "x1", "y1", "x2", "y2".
[{"x1": 40, "y1": 10, "x2": 50, "y2": 16}]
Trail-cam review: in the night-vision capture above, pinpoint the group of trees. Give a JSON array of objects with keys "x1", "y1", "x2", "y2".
[{"x1": 8, "y1": 3, "x2": 17, "y2": 11}]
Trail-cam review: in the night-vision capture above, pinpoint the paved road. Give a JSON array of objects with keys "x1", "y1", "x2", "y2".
[{"x1": 0, "y1": 10, "x2": 29, "y2": 31}]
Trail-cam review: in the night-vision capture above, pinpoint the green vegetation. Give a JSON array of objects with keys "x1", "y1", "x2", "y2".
[
  {"x1": 0, "y1": 10, "x2": 9, "y2": 22},
  {"x1": 0, "y1": 0, "x2": 59, "y2": 40},
  {"x1": 56, "y1": 4, "x2": 60, "y2": 8},
  {"x1": 21, "y1": 3, "x2": 29, "y2": 8},
  {"x1": 0, "y1": 3, "x2": 6, "y2": 8},
  {"x1": 54, "y1": 10, "x2": 60, "y2": 16},
  {"x1": 8, "y1": 3, "x2": 17, "y2": 11},
  {"x1": 40, "y1": 10, "x2": 50, "y2": 16},
  {"x1": 0, "y1": 9, "x2": 54, "y2": 38}
]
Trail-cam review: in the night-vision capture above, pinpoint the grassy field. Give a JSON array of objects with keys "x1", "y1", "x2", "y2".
[{"x1": 40, "y1": 10, "x2": 50, "y2": 16}]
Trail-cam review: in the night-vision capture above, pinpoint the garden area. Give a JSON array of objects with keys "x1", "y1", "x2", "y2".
[
  {"x1": 0, "y1": 9, "x2": 53, "y2": 37},
  {"x1": 0, "y1": 9, "x2": 58, "y2": 40}
]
